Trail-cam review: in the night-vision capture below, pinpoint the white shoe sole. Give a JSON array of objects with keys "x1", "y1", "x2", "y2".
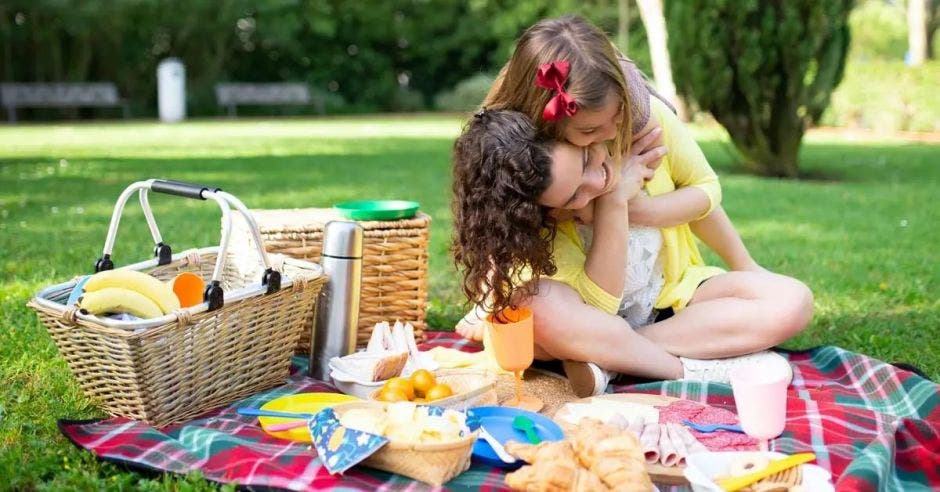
[
  {"x1": 563, "y1": 360, "x2": 607, "y2": 398},
  {"x1": 680, "y1": 351, "x2": 792, "y2": 384}
]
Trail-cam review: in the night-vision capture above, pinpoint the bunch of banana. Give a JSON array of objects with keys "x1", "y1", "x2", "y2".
[{"x1": 77, "y1": 270, "x2": 181, "y2": 319}]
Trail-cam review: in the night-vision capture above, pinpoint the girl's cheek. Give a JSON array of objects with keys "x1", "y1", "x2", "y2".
[
  {"x1": 563, "y1": 130, "x2": 592, "y2": 148},
  {"x1": 601, "y1": 125, "x2": 618, "y2": 142}
]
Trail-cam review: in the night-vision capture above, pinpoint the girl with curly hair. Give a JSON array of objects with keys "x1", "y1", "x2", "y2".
[{"x1": 451, "y1": 15, "x2": 813, "y2": 397}]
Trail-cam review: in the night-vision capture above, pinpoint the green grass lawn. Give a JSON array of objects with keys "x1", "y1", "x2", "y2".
[{"x1": 2, "y1": 115, "x2": 938, "y2": 489}]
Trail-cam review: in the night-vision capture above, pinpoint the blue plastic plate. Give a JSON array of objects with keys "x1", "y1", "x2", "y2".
[{"x1": 466, "y1": 406, "x2": 565, "y2": 470}]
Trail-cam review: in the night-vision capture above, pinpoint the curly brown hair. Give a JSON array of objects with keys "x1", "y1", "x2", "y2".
[{"x1": 451, "y1": 110, "x2": 558, "y2": 319}]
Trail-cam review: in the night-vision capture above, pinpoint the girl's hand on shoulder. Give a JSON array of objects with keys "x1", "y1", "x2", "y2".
[
  {"x1": 605, "y1": 128, "x2": 663, "y2": 204},
  {"x1": 630, "y1": 124, "x2": 667, "y2": 174},
  {"x1": 615, "y1": 158, "x2": 656, "y2": 203}
]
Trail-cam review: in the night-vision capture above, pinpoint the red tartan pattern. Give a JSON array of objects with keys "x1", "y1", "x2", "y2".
[{"x1": 59, "y1": 332, "x2": 939, "y2": 491}]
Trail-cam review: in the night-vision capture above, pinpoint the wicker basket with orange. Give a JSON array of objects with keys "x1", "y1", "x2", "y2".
[{"x1": 371, "y1": 368, "x2": 498, "y2": 411}]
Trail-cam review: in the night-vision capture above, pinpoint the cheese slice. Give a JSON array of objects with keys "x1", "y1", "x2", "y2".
[{"x1": 339, "y1": 408, "x2": 387, "y2": 435}]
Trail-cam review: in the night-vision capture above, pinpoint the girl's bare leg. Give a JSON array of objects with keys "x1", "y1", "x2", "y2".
[
  {"x1": 524, "y1": 279, "x2": 683, "y2": 380},
  {"x1": 636, "y1": 271, "x2": 813, "y2": 358}
]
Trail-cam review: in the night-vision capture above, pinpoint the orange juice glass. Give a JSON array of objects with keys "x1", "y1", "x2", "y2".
[{"x1": 487, "y1": 307, "x2": 543, "y2": 412}]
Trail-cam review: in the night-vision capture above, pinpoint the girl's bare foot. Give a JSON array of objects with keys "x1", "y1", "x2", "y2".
[{"x1": 455, "y1": 305, "x2": 486, "y2": 342}]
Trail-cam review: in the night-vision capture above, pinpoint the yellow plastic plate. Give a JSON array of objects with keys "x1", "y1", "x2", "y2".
[{"x1": 258, "y1": 392, "x2": 359, "y2": 442}]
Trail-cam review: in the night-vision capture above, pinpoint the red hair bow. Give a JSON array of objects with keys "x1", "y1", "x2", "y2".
[{"x1": 536, "y1": 60, "x2": 577, "y2": 121}]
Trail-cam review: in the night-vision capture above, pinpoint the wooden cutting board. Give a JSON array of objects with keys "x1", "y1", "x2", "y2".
[{"x1": 552, "y1": 393, "x2": 689, "y2": 486}]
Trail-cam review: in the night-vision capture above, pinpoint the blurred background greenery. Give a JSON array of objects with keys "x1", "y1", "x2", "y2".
[{"x1": 1, "y1": 0, "x2": 936, "y2": 129}]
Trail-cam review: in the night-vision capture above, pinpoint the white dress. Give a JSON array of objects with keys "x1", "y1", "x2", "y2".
[{"x1": 576, "y1": 220, "x2": 665, "y2": 329}]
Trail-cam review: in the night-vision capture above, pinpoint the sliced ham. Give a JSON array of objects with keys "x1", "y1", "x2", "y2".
[
  {"x1": 658, "y1": 423, "x2": 679, "y2": 466},
  {"x1": 639, "y1": 422, "x2": 661, "y2": 464},
  {"x1": 666, "y1": 424, "x2": 690, "y2": 465},
  {"x1": 658, "y1": 400, "x2": 759, "y2": 451},
  {"x1": 627, "y1": 414, "x2": 645, "y2": 437},
  {"x1": 607, "y1": 412, "x2": 630, "y2": 430},
  {"x1": 675, "y1": 424, "x2": 708, "y2": 455}
]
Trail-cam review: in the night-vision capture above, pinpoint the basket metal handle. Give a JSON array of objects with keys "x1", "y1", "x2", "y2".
[
  {"x1": 96, "y1": 179, "x2": 281, "y2": 311},
  {"x1": 151, "y1": 179, "x2": 220, "y2": 200}
]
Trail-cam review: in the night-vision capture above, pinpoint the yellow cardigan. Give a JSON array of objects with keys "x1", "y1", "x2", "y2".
[{"x1": 548, "y1": 97, "x2": 725, "y2": 315}]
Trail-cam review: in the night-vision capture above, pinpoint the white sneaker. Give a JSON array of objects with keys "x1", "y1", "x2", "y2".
[
  {"x1": 563, "y1": 360, "x2": 614, "y2": 398},
  {"x1": 680, "y1": 351, "x2": 792, "y2": 384}
]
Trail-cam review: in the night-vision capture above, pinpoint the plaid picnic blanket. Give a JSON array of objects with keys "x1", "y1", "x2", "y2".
[{"x1": 59, "y1": 332, "x2": 939, "y2": 491}]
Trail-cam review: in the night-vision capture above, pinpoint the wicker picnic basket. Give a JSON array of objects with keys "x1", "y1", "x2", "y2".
[
  {"x1": 28, "y1": 180, "x2": 326, "y2": 427},
  {"x1": 229, "y1": 208, "x2": 430, "y2": 352},
  {"x1": 332, "y1": 401, "x2": 477, "y2": 486}
]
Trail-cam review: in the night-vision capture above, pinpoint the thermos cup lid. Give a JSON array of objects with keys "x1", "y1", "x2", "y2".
[{"x1": 322, "y1": 220, "x2": 363, "y2": 258}]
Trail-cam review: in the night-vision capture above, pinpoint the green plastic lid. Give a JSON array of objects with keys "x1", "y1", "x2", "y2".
[{"x1": 334, "y1": 200, "x2": 420, "y2": 221}]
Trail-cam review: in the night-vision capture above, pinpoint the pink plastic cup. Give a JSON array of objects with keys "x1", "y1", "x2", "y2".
[{"x1": 730, "y1": 357, "x2": 790, "y2": 451}]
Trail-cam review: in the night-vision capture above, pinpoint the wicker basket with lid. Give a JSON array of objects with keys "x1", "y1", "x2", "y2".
[{"x1": 230, "y1": 208, "x2": 429, "y2": 351}]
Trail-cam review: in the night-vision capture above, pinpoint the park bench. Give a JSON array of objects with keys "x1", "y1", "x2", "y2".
[
  {"x1": 1, "y1": 82, "x2": 130, "y2": 122},
  {"x1": 214, "y1": 82, "x2": 323, "y2": 117}
]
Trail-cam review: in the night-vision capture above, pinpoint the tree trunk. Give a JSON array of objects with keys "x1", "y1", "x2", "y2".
[
  {"x1": 927, "y1": 0, "x2": 938, "y2": 59},
  {"x1": 908, "y1": 0, "x2": 928, "y2": 65},
  {"x1": 728, "y1": 128, "x2": 803, "y2": 178},
  {"x1": 636, "y1": 0, "x2": 686, "y2": 120},
  {"x1": 714, "y1": 99, "x2": 804, "y2": 178},
  {"x1": 617, "y1": 0, "x2": 630, "y2": 54}
]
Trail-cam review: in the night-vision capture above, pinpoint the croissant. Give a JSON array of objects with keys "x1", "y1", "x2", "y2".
[
  {"x1": 566, "y1": 418, "x2": 653, "y2": 492},
  {"x1": 505, "y1": 442, "x2": 607, "y2": 492},
  {"x1": 503, "y1": 419, "x2": 653, "y2": 492},
  {"x1": 505, "y1": 440, "x2": 577, "y2": 464}
]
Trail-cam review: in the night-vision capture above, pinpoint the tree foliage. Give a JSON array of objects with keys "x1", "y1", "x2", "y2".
[
  {"x1": 0, "y1": 0, "x2": 652, "y2": 118},
  {"x1": 666, "y1": 0, "x2": 853, "y2": 177}
]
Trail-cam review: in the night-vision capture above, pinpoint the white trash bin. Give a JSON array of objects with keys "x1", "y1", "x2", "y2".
[{"x1": 157, "y1": 58, "x2": 186, "y2": 123}]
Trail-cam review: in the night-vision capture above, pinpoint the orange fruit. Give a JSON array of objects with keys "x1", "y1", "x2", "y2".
[
  {"x1": 409, "y1": 369, "x2": 436, "y2": 398},
  {"x1": 377, "y1": 387, "x2": 409, "y2": 402},
  {"x1": 383, "y1": 377, "x2": 415, "y2": 400},
  {"x1": 425, "y1": 383, "x2": 454, "y2": 402},
  {"x1": 169, "y1": 272, "x2": 205, "y2": 308}
]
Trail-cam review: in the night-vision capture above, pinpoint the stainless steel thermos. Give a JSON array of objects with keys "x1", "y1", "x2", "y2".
[{"x1": 309, "y1": 220, "x2": 363, "y2": 379}]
